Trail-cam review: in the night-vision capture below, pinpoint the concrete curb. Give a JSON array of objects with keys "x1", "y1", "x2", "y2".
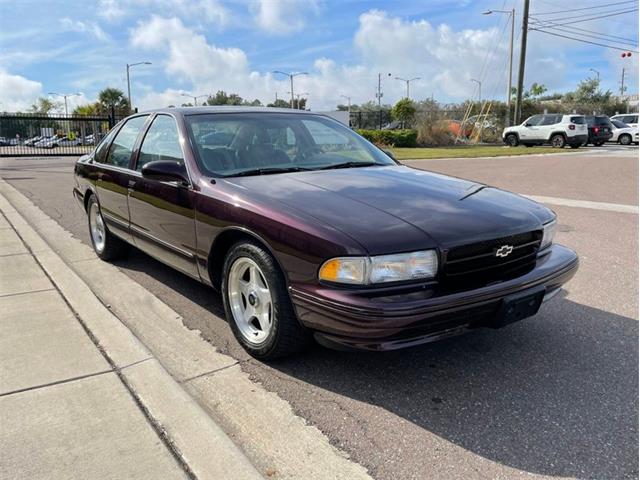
[
  {"x1": 0, "y1": 182, "x2": 263, "y2": 480},
  {"x1": 0, "y1": 178, "x2": 373, "y2": 480}
]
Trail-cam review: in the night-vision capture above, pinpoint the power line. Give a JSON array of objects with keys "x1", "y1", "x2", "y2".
[
  {"x1": 529, "y1": 18, "x2": 638, "y2": 44},
  {"x1": 530, "y1": 28, "x2": 639, "y2": 53},
  {"x1": 530, "y1": 21, "x2": 639, "y2": 47},
  {"x1": 531, "y1": 0, "x2": 637, "y2": 16},
  {"x1": 530, "y1": 7, "x2": 638, "y2": 25}
]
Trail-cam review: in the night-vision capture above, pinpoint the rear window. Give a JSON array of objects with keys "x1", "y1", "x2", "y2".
[
  {"x1": 585, "y1": 116, "x2": 612, "y2": 126},
  {"x1": 570, "y1": 116, "x2": 586, "y2": 124}
]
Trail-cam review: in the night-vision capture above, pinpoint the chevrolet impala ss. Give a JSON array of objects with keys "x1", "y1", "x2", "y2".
[{"x1": 73, "y1": 107, "x2": 579, "y2": 359}]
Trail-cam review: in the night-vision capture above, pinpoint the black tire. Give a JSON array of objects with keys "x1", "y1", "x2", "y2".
[
  {"x1": 505, "y1": 134, "x2": 519, "y2": 147},
  {"x1": 86, "y1": 194, "x2": 129, "y2": 261},
  {"x1": 592, "y1": 141, "x2": 604, "y2": 147},
  {"x1": 550, "y1": 134, "x2": 566, "y2": 148},
  {"x1": 570, "y1": 144, "x2": 580, "y2": 149},
  {"x1": 222, "y1": 240, "x2": 311, "y2": 359},
  {"x1": 619, "y1": 134, "x2": 632, "y2": 146},
  {"x1": 524, "y1": 143, "x2": 533, "y2": 148}
]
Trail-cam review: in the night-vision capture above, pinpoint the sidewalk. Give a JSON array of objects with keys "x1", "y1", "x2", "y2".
[{"x1": 0, "y1": 209, "x2": 261, "y2": 479}]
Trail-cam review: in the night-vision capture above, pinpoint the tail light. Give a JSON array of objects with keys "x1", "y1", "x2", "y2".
[
  {"x1": 594, "y1": 127, "x2": 600, "y2": 133},
  {"x1": 568, "y1": 124, "x2": 575, "y2": 130}
]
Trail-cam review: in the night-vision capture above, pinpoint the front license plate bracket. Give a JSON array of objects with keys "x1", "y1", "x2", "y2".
[{"x1": 492, "y1": 287, "x2": 546, "y2": 328}]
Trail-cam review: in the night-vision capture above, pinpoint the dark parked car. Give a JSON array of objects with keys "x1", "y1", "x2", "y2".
[
  {"x1": 585, "y1": 115, "x2": 613, "y2": 146},
  {"x1": 73, "y1": 107, "x2": 579, "y2": 359}
]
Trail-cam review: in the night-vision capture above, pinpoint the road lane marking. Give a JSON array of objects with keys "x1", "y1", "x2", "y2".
[{"x1": 525, "y1": 195, "x2": 638, "y2": 214}]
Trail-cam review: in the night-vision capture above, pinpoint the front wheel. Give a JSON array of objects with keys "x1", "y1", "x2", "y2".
[
  {"x1": 222, "y1": 241, "x2": 311, "y2": 359},
  {"x1": 550, "y1": 134, "x2": 566, "y2": 148},
  {"x1": 505, "y1": 134, "x2": 519, "y2": 147},
  {"x1": 87, "y1": 195, "x2": 129, "y2": 261},
  {"x1": 619, "y1": 134, "x2": 632, "y2": 146}
]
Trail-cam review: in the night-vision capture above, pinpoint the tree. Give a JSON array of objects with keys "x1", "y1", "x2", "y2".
[
  {"x1": 391, "y1": 98, "x2": 417, "y2": 127},
  {"x1": 292, "y1": 98, "x2": 307, "y2": 110},
  {"x1": 267, "y1": 99, "x2": 291, "y2": 108},
  {"x1": 511, "y1": 83, "x2": 548, "y2": 101},
  {"x1": 97, "y1": 87, "x2": 130, "y2": 115},
  {"x1": 28, "y1": 97, "x2": 60, "y2": 114},
  {"x1": 73, "y1": 103, "x2": 100, "y2": 116},
  {"x1": 206, "y1": 90, "x2": 245, "y2": 106}
]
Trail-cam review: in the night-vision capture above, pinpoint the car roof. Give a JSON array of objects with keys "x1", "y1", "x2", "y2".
[{"x1": 140, "y1": 106, "x2": 319, "y2": 116}]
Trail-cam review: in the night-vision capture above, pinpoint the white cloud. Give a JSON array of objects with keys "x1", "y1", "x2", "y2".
[
  {"x1": 0, "y1": 70, "x2": 42, "y2": 111},
  {"x1": 60, "y1": 18, "x2": 110, "y2": 41},
  {"x1": 250, "y1": 0, "x2": 320, "y2": 35},
  {"x1": 99, "y1": 0, "x2": 230, "y2": 26},
  {"x1": 130, "y1": 16, "x2": 247, "y2": 84}
]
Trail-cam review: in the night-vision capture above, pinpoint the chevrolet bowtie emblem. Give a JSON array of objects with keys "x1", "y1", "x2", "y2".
[{"x1": 495, "y1": 245, "x2": 514, "y2": 258}]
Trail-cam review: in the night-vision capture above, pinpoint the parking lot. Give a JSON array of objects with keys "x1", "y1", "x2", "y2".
[{"x1": 0, "y1": 145, "x2": 637, "y2": 479}]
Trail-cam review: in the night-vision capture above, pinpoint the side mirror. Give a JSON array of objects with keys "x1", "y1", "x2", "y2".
[{"x1": 141, "y1": 160, "x2": 189, "y2": 185}]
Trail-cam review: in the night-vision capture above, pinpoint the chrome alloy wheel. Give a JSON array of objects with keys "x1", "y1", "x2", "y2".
[
  {"x1": 89, "y1": 202, "x2": 106, "y2": 254},
  {"x1": 228, "y1": 257, "x2": 274, "y2": 345}
]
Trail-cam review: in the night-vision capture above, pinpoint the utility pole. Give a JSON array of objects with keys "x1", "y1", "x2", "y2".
[
  {"x1": 48, "y1": 92, "x2": 81, "y2": 116},
  {"x1": 273, "y1": 71, "x2": 308, "y2": 108},
  {"x1": 514, "y1": 0, "x2": 530, "y2": 124},
  {"x1": 620, "y1": 67, "x2": 628, "y2": 113}
]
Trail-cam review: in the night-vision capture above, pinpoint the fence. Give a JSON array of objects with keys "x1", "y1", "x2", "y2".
[{"x1": 0, "y1": 113, "x2": 122, "y2": 156}]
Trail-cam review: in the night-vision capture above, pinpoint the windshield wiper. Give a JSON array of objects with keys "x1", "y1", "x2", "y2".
[
  {"x1": 316, "y1": 161, "x2": 381, "y2": 171},
  {"x1": 223, "y1": 166, "x2": 312, "y2": 177}
]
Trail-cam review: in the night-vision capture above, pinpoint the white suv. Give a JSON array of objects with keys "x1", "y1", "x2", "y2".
[
  {"x1": 610, "y1": 114, "x2": 638, "y2": 128},
  {"x1": 502, "y1": 114, "x2": 588, "y2": 148}
]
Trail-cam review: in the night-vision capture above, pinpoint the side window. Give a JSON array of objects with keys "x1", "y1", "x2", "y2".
[
  {"x1": 539, "y1": 115, "x2": 555, "y2": 126},
  {"x1": 94, "y1": 127, "x2": 119, "y2": 163},
  {"x1": 137, "y1": 115, "x2": 183, "y2": 171},
  {"x1": 525, "y1": 115, "x2": 542, "y2": 126},
  {"x1": 104, "y1": 116, "x2": 148, "y2": 168},
  {"x1": 303, "y1": 119, "x2": 350, "y2": 146}
]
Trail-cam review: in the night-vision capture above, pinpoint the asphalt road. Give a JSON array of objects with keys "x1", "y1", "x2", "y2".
[{"x1": 1, "y1": 145, "x2": 637, "y2": 479}]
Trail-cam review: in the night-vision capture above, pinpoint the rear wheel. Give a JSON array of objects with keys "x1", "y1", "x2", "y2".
[
  {"x1": 505, "y1": 134, "x2": 519, "y2": 147},
  {"x1": 87, "y1": 195, "x2": 129, "y2": 261},
  {"x1": 222, "y1": 241, "x2": 311, "y2": 359},
  {"x1": 619, "y1": 134, "x2": 632, "y2": 146},
  {"x1": 550, "y1": 134, "x2": 566, "y2": 148}
]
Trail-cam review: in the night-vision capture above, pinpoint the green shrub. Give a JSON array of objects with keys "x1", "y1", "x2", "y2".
[{"x1": 355, "y1": 129, "x2": 417, "y2": 147}]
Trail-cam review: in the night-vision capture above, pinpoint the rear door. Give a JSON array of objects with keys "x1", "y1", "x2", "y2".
[
  {"x1": 128, "y1": 114, "x2": 199, "y2": 278},
  {"x1": 538, "y1": 114, "x2": 561, "y2": 140},
  {"x1": 95, "y1": 115, "x2": 149, "y2": 241}
]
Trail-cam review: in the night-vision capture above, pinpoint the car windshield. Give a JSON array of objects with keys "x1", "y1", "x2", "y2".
[{"x1": 185, "y1": 113, "x2": 395, "y2": 177}]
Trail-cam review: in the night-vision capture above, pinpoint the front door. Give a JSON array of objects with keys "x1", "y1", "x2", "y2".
[
  {"x1": 128, "y1": 114, "x2": 199, "y2": 279},
  {"x1": 95, "y1": 115, "x2": 149, "y2": 241},
  {"x1": 520, "y1": 114, "x2": 543, "y2": 140}
]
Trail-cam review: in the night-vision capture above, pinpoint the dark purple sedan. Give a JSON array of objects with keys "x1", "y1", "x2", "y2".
[{"x1": 73, "y1": 107, "x2": 578, "y2": 359}]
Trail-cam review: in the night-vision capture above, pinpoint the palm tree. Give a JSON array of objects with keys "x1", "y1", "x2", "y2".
[{"x1": 97, "y1": 87, "x2": 130, "y2": 115}]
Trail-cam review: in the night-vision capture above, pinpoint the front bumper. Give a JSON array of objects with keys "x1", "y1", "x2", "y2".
[{"x1": 290, "y1": 244, "x2": 579, "y2": 351}]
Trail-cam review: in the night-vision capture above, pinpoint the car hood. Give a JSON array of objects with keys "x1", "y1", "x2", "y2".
[{"x1": 224, "y1": 165, "x2": 554, "y2": 255}]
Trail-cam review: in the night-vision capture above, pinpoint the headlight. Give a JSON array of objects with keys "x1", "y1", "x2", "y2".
[
  {"x1": 319, "y1": 250, "x2": 438, "y2": 285},
  {"x1": 541, "y1": 220, "x2": 557, "y2": 249}
]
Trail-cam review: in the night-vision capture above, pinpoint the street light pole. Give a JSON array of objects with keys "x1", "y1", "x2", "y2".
[
  {"x1": 590, "y1": 68, "x2": 600, "y2": 82},
  {"x1": 394, "y1": 77, "x2": 421, "y2": 100},
  {"x1": 126, "y1": 61, "x2": 152, "y2": 113},
  {"x1": 340, "y1": 95, "x2": 351, "y2": 114},
  {"x1": 180, "y1": 93, "x2": 208, "y2": 106},
  {"x1": 48, "y1": 92, "x2": 81, "y2": 116},
  {"x1": 376, "y1": 73, "x2": 391, "y2": 129},
  {"x1": 273, "y1": 71, "x2": 308, "y2": 108},
  {"x1": 483, "y1": 8, "x2": 515, "y2": 126}
]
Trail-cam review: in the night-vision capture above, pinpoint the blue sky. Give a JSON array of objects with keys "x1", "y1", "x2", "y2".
[{"x1": 0, "y1": 0, "x2": 637, "y2": 112}]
